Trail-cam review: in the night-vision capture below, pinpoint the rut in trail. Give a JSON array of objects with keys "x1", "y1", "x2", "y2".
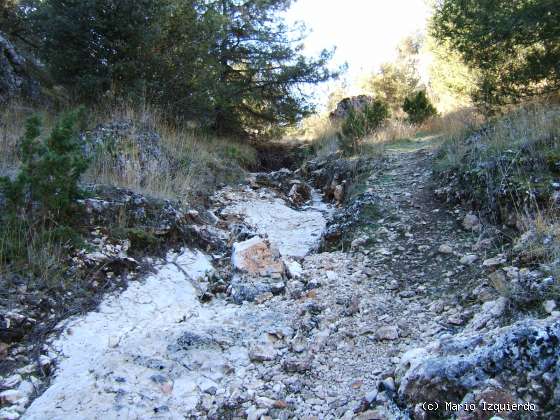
[{"x1": 23, "y1": 145, "x2": 484, "y2": 419}]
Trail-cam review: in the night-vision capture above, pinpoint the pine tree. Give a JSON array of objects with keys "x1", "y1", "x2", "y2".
[{"x1": 432, "y1": 0, "x2": 560, "y2": 108}]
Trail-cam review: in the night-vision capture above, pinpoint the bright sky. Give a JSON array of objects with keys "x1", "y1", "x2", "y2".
[{"x1": 284, "y1": 0, "x2": 431, "y2": 107}]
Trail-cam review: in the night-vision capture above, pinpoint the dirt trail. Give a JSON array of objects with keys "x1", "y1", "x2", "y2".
[{"x1": 22, "y1": 144, "x2": 486, "y2": 419}]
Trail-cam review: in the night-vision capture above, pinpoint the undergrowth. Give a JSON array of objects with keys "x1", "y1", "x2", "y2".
[
  {"x1": 82, "y1": 104, "x2": 257, "y2": 201},
  {"x1": 436, "y1": 104, "x2": 560, "y2": 305},
  {"x1": 435, "y1": 105, "x2": 560, "y2": 220}
]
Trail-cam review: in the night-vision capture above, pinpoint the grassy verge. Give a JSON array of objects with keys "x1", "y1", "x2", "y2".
[
  {"x1": 435, "y1": 104, "x2": 560, "y2": 306},
  {"x1": 1, "y1": 101, "x2": 257, "y2": 202},
  {"x1": 435, "y1": 105, "x2": 560, "y2": 220}
]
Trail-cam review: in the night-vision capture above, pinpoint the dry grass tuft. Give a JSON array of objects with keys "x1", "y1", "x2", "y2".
[
  {"x1": 0, "y1": 101, "x2": 39, "y2": 173},
  {"x1": 310, "y1": 121, "x2": 341, "y2": 159}
]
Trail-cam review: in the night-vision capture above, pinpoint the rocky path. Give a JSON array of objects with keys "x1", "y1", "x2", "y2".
[{"x1": 17, "y1": 146, "x2": 497, "y2": 419}]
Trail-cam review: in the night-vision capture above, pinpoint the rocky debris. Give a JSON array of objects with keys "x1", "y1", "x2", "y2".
[
  {"x1": 14, "y1": 142, "x2": 550, "y2": 419},
  {"x1": 251, "y1": 168, "x2": 312, "y2": 208},
  {"x1": 395, "y1": 317, "x2": 560, "y2": 418},
  {"x1": 229, "y1": 237, "x2": 286, "y2": 303},
  {"x1": 0, "y1": 184, "x2": 230, "y2": 418},
  {"x1": 304, "y1": 155, "x2": 372, "y2": 206},
  {"x1": 0, "y1": 375, "x2": 40, "y2": 418},
  {"x1": 321, "y1": 190, "x2": 379, "y2": 249},
  {"x1": 229, "y1": 275, "x2": 285, "y2": 304},
  {"x1": 80, "y1": 185, "x2": 226, "y2": 254},
  {"x1": 216, "y1": 182, "x2": 331, "y2": 258},
  {"x1": 329, "y1": 95, "x2": 375, "y2": 121},
  {"x1": 488, "y1": 266, "x2": 555, "y2": 306},
  {"x1": 466, "y1": 297, "x2": 508, "y2": 330},
  {"x1": 438, "y1": 244, "x2": 453, "y2": 254},
  {"x1": 0, "y1": 31, "x2": 42, "y2": 103},
  {"x1": 253, "y1": 167, "x2": 293, "y2": 188}
]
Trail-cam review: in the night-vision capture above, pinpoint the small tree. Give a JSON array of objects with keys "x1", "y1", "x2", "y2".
[
  {"x1": 340, "y1": 100, "x2": 389, "y2": 155},
  {"x1": 403, "y1": 90, "x2": 437, "y2": 124},
  {"x1": 1, "y1": 109, "x2": 89, "y2": 223}
]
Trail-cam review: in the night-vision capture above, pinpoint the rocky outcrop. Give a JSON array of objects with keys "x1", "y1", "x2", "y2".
[
  {"x1": 79, "y1": 185, "x2": 226, "y2": 254},
  {"x1": 82, "y1": 120, "x2": 172, "y2": 186},
  {"x1": 304, "y1": 155, "x2": 370, "y2": 204},
  {"x1": 395, "y1": 316, "x2": 560, "y2": 418},
  {"x1": 0, "y1": 32, "x2": 41, "y2": 103},
  {"x1": 329, "y1": 95, "x2": 375, "y2": 121}
]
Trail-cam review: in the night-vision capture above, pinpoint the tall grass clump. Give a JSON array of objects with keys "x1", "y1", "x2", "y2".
[{"x1": 0, "y1": 102, "x2": 36, "y2": 173}]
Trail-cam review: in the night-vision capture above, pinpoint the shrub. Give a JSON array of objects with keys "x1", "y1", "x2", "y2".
[
  {"x1": 1, "y1": 110, "x2": 89, "y2": 223},
  {"x1": 340, "y1": 101, "x2": 389, "y2": 155},
  {"x1": 403, "y1": 90, "x2": 437, "y2": 124}
]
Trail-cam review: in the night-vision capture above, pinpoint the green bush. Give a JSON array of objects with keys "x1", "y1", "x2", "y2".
[
  {"x1": 403, "y1": 90, "x2": 437, "y2": 124},
  {"x1": 1, "y1": 110, "x2": 89, "y2": 222},
  {"x1": 340, "y1": 101, "x2": 389, "y2": 155}
]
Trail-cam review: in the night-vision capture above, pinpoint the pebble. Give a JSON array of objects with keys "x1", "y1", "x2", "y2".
[
  {"x1": 483, "y1": 255, "x2": 506, "y2": 267},
  {"x1": 438, "y1": 244, "x2": 453, "y2": 254},
  {"x1": 283, "y1": 357, "x2": 312, "y2": 373},
  {"x1": 375, "y1": 326, "x2": 399, "y2": 341},
  {"x1": 544, "y1": 300, "x2": 557, "y2": 314},
  {"x1": 447, "y1": 315, "x2": 464, "y2": 326},
  {"x1": 460, "y1": 254, "x2": 478, "y2": 265},
  {"x1": 249, "y1": 344, "x2": 277, "y2": 362}
]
